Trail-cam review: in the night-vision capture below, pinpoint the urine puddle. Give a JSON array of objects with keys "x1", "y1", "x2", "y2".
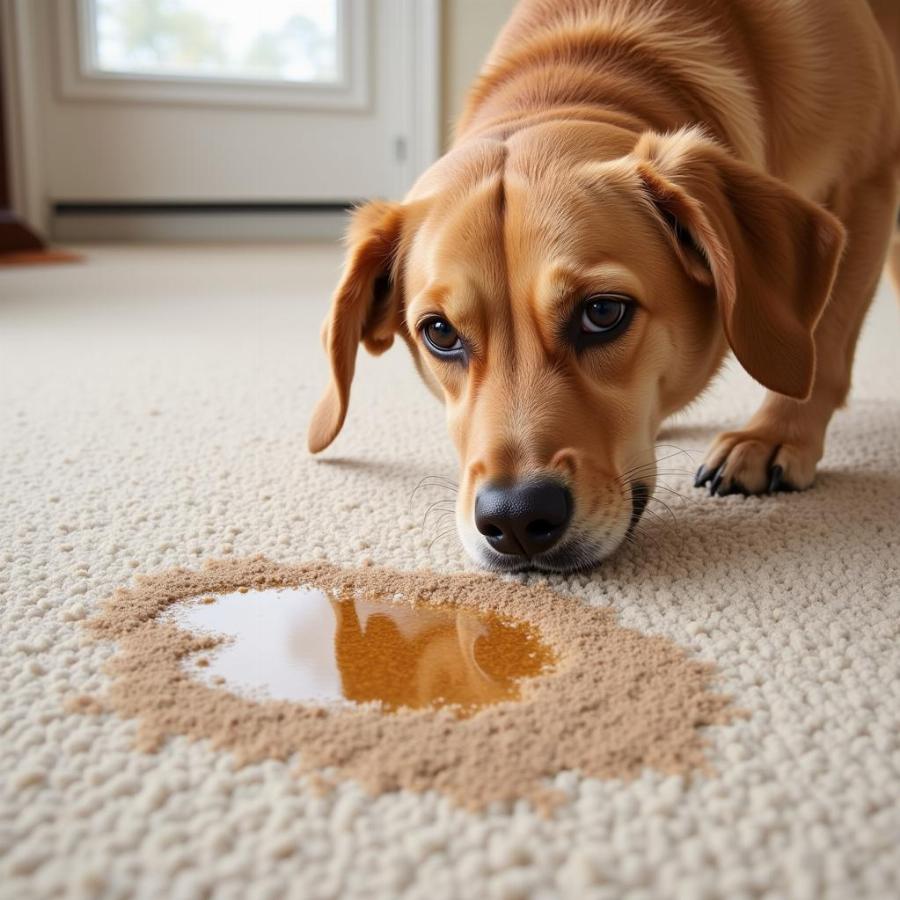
[
  {"x1": 172, "y1": 587, "x2": 553, "y2": 715},
  {"x1": 83, "y1": 559, "x2": 739, "y2": 808}
]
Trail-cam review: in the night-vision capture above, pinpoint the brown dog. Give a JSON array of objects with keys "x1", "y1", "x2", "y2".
[{"x1": 309, "y1": 0, "x2": 900, "y2": 573}]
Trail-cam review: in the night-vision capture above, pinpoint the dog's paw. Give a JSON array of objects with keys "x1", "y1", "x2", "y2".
[{"x1": 693, "y1": 429, "x2": 820, "y2": 496}]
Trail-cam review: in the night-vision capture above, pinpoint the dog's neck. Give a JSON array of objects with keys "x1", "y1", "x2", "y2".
[
  {"x1": 454, "y1": 104, "x2": 650, "y2": 149},
  {"x1": 454, "y1": 4, "x2": 764, "y2": 168}
]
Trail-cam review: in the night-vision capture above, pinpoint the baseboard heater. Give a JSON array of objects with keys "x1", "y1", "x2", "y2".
[{"x1": 51, "y1": 200, "x2": 360, "y2": 242}]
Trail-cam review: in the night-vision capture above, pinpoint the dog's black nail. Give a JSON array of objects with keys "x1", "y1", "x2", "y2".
[
  {"x1": 768, "y1": 465, "x2": 783, "y2": 494},
  {"x1": 694, "y1": 465, "x2": 709, "y2": 488},
  {"x1": 709, "y1": 465, "x2": 725, "y2": 496}
]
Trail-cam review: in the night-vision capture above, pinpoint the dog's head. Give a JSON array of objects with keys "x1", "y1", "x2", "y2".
[{"x1": 309, "y1": 124, "x2": 844, "y2": 572}]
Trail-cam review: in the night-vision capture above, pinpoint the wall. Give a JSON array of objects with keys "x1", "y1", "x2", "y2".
[{"x1": 441, "y1": 0, "x2": 518, "y2": 147}]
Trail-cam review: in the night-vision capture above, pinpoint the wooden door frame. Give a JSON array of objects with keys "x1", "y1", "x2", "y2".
[
  {"x1": 0, "y1": 22, "x2": 43, "y2": 251},
  {"x1": 0, "y1": 0, "x2": 46, "y2": 252}
]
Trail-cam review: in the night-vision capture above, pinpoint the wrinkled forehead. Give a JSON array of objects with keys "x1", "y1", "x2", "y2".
[
  {"x1": 405, "y1": 139, "x2": 508, "y2": 302},
  {"x1": 404, "y1": 126, "x2": 657, "y2": 307}
]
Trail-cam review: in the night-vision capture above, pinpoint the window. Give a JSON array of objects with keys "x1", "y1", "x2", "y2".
[
  {"x1": 57, "y1": 0, "x2": 369, "y2": 110},
  {"x1": 89, "y1": 0, "x2": 340, "y2": 85}
]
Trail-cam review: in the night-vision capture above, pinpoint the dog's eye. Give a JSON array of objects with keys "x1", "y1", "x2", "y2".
[
  {"x1": 581, "y1": 295, "x2": 630, "y2": 333},
  {"x1": 422, "y1": 317, "x2": 463, "y2": 356}
]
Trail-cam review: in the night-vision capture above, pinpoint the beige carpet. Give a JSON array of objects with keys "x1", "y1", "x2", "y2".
[{"x1": 1, "y1": 243, "x2": 898, "y2": 899}]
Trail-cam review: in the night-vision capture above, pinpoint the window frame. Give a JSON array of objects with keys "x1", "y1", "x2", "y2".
[{"x1": 56, "y1": 0, "x2": 371, "y2": 111}]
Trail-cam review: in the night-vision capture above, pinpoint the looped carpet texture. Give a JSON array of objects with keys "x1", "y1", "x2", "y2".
[{"x1": 1, "y1": 244, "x2": 898, "y2": 899}]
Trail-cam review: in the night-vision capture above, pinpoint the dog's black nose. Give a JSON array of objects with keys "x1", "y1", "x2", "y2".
[{"x1": 474, "y1": 479, "x2": 572, "y2": 557}]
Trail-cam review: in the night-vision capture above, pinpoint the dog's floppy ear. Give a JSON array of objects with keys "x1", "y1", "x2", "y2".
[
  {"x1": 634, "y1": 128, "x2": 845, "y2": 399},
  {"x1": 308, "y1": 200, "x2": 405, "y2": 453}
]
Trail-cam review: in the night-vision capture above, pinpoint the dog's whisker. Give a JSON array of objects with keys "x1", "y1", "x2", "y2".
[
  {"x1": 616, "y1": 470, "x2": 691, "y2": 490},
  {"x1": 409, "y1": 477, "x2": 459, "y2": 516},
  {"x1": 421, "y1": 497, "x2": 457, "y2": 518},
  {"x1": 639, "y1": 505, "x2": 669, "y2": 527},
  {"x1": 652, "y1": 443, "x2": 698, "y2": 463},
  {"x1": 620, "y1": 528, "x2": 653, "y2": 557},
  {"x1": 617, "y1": 447, "x2": 697, "y2": 487},
  {"x1": 645, "y1": 495, "x2": 678, "y2": 522},
  {"x1": 619, "y1": 447, "x2": 695, "y2": 479},
  {"x1": 616, "y1": 471, "x2": 695, "y2": 491},
  {"x1": 412, "y1": 496, "x2": 455, "y2": 522},
  {"x1": 428, "y1": 526, "x2": 459, "y2": 552},
  {"x1": 429, "y1": 512, "x2": 455, "y2": 527},
  {"x1": 652, "y1": 483, "x2": 690, "y2": 502},
  {"x1": 618, "y1": 463, "x2": 696, "y2": 481},
  {"x1": 408, "y1": 475, "x2": 459, "y2": 506},
  {"x1": 630, "y1": 529, "x2": 661, "y2": 555},
  {"x1": 421, "y1": 504, "x2": 457, "y2": 533},
  {"x1": 416, "y1": 474, "x2": 459, "y2": 487},
  {"x1": 622, "y1": 494, "x2": 678, "y2": 525},
  {"x1": 418, "y1": 479, "x2": 459, "y2": 491},
  {"x1": 423, "y1": 511, "x2": 456, "y2": 532},
  {"x1": 410, "y1": 487, "x2": 458, "y2": 508},
  {"x1": 620, "y1": 482, "x2": 678, "y2": 525},
  {"x1": 424, "y1": 508, "x2": 456, "y2": 527},
  {"x1": 619, "y1": 460, "x2": 659, "y2": 480},
  {"x1": 422, "y1": 502, "x2": 456, "y2": 526},
  {"x1": 625, "y1": 513, "x2": 662, "y2": 550}
]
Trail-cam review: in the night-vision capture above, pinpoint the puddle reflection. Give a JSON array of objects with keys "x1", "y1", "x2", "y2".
[{"x1": 176, "y1": 586, "x2": 552, "y2": 715}]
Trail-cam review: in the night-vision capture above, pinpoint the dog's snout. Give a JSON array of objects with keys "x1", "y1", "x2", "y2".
[{"x1": 474, "y1": 479, "x2": 572, "y2": 557}]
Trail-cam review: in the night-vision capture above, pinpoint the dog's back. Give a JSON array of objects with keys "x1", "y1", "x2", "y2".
[{"x1": 461, "y1": 0, "x2": 900, "y2": 194}]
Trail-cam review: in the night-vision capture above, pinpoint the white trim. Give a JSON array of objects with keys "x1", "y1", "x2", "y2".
[
  {"x1": 391, "y1": 0, "x2": 441, "y2": 195},
  {"x1": 56, "y1": 0, "x2": 371, "y2": 112},
  {"x1": 1, "y1": 0, "x2": 47, "y2": 232},
  {"x1": 409, "y1": 0, "x2": 442, "y2": 181}
]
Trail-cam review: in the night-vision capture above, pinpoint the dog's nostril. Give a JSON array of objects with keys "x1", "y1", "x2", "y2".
[
  {"x1": 482, "y1": 524, "x2": 503, "y2": 538},
  {"x1": 525, "y1": 519, "x2": 555, "y2": 538}
]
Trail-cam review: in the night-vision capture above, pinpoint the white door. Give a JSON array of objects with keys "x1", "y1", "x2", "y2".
[{"x1": 13, "y1": 0, "x2": 439, "y2": 235}]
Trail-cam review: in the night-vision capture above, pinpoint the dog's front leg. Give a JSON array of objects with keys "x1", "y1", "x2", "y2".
[{"x1": 696, "y1": 167, "x2": 899, "y2": 496}]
